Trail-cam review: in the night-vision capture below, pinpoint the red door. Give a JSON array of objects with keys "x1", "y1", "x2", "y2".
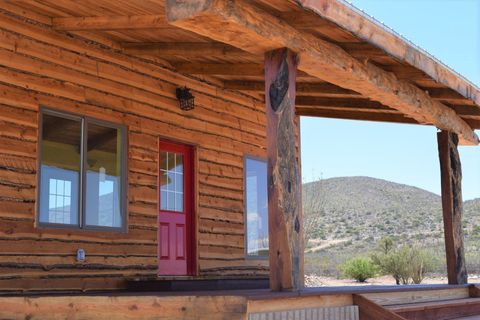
[{"x1": 158, "y1": 140, "x2": 194, "y2": 276}]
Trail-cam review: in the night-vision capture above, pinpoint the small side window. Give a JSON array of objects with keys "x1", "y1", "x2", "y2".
[{"x1": 245, "y1": 157, "x2": 268, "y2": 258}]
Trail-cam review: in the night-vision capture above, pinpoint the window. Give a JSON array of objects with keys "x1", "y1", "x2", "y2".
[
  {"x1": 245, "y1": 157, "x2": 268, "y2": 258},
  {"x1": 160, "y1": 151, "x2": 184, "y2": 212},
  {"x1": 38, "y1": 109, "x2": 126, "y2": 230}
]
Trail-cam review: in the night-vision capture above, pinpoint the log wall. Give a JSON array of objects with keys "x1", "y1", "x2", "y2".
[{"x1": 0, "y1": 8, "x2": 269, "y2": 292}]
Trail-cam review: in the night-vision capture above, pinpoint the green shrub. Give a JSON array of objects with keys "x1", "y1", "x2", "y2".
[
  {"x1": 371, "y1": 237, "x2": 436, "y2": 285},
  {"x1": 341, "y1": 257, "x2": 377, "y2": 282},
  {"x1": 409, "y1": 247, "x2": 436, "y2": 284}
]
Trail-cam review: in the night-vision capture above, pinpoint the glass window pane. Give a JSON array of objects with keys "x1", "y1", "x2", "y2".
[
  {"x1": 160, "y1": 151, "x2": 185, "y2": 213},
  {"x1": 167, "y1": 172, "x2": 175, "y2": 191},
  {"x1": 167, "y1": 152, "x2": 175, "y2": 171},
  {"x1": 49, "y1": 179, "x2": 56, "y2": 195},
  {"x1": 85, "y1": 122, "x2": 123, "y2": 228},
  {"x1": 160, "y1": 171, "x2": 168, "y2": 191},
  {"x1": 64, "y1": 180, "x2": 71, "y2": 195},
  {"x1": 176, "y1": 173, "x2": 183, "y2": 193},
  {"x1": 175, "y1": 193, "x2": 183, "y2": 212},
  {"x1": 57, "y1": 179, "x2": 64, "y2": 195},
  {"x1": 160, "y1": 151, "x2": 167, "y2": 171},
  {"x1": 175, "y1": 154, "x2": 183, "y2": 173},
  {"x1": 39, "y1": 113, "x2": 81, "y2": 225},
  {"x1": 160, "y1": 191, "x2": 168, "y2": 210},
  {"x1": 245, "y1": 158, "x2": 268, "y2": 257},
  {"x1": 167, "y1": 191, "x2": 175, "y2": 211}
]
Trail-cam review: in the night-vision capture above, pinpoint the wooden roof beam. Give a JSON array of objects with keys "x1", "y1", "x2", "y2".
[
  {"x1": 297, "y1": 108, "x2": 417, "y2": 125},
  {"x1": 297, "y1": 0, "x2": 480, "y2": 105},
  {"x1": 224, "y1": 80, "x2": 359, "y2": 96},
  {"x1": 52, "y1": 15, "x2": 169, "y2": 31},
  {"x1": 296, "y1": 97, "x2": 397, "y2": 113},
  {"x1": 166, "y1": 0, "x2": 478, "y2": 145},
  {"x1": 174, "y1": 63, "x2": 263, "y2": 76},
  {"x1": 425, "y1": 88, "x2": 474, "y2": 103},
  {"x1": 122, "y1": 42, "x2": 249, "y2": 57},
  {"x1": 339, "y1": 42, "x2": 388, "y2": 59},
  {"x1": 174, "y1": 63, "x2": 310, "y2": 77}
]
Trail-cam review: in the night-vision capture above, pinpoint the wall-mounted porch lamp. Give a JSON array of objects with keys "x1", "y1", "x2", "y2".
[{"x1": 176, "y1": 86, "x2": 195, "y2": 111}]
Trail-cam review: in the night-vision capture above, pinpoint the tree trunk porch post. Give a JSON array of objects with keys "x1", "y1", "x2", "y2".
[
  {"x1": 265, "y1": 48, "x2": 304, "y2": 291},
  {"x1": 437, "y1": 130, "x2": 468, "y2": 284}
]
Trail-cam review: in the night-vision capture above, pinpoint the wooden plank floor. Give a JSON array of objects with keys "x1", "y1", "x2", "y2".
[{"x1": 0, "y1": 284, "x2": 478, "y2": 319}]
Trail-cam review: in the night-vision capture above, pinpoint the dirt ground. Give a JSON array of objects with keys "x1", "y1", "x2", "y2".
[{"x1": 305, "y1": 274, "x2": 480, "y2": 287}]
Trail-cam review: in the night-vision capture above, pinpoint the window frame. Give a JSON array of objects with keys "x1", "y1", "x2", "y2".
[
  {"x1": 244, "y1": 155, "x2": 269, "y2": 260},
  {"x1": 37, "y1": 107, "x2": 128, "y2": 232}
]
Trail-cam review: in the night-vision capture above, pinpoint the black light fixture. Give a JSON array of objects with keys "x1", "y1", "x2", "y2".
[{"x1": 176, "y1": 86, "x2": 195, "y2": 111}]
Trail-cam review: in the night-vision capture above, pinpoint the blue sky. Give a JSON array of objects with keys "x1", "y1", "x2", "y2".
[{"x1": 300, "y1": 0, "x2": 480, "y2": 200}]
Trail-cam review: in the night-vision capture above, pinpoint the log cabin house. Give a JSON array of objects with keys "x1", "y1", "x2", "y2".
[{"x1": 0, "y1": 0, "x2": 480, "y2": 319}]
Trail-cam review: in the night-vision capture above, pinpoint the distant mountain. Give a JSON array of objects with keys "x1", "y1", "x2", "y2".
[{"x1": 303, "y1": 176, "x2": 480, "y2": 247}]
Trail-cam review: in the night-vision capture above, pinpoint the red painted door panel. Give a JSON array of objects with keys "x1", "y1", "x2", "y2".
[{"x1": 158, "y1": 140, "x2": 194, "y2": 276}]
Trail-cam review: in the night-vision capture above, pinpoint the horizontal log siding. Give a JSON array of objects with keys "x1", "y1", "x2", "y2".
[{"x1": 0, "y1": 9, "x2": 268, "y2": 292}]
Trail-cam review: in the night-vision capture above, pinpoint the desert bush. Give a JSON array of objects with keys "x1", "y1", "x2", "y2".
[
  {"x1": 371, "y1": 237, "x2": 436, "y2": 284},
  {"x1": 409, "y1": 247, "x2": 438, "y2": 284},
  {"x1": 371, "y1": 244, "x2": 409, "y2": 284},
  {"x1": 341, "y1": 257, "x2": 377, "y2": 282}
]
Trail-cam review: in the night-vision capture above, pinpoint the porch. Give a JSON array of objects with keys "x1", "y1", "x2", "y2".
[
  {"x1": 1, "y1": 284, "x2": 480, "y2": 320},
  {"x1": 0, "y1": 0, "x2": 479, "y2": 318}
]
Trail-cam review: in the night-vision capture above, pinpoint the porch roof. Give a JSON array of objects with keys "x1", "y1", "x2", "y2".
[{"x1": 7, "y1": 0, "x2": 480, "y2": 144}]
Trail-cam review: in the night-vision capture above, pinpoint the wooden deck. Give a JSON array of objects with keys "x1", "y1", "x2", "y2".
[{"x1": 1, "y1": 284, "x2": 480, "y2": 319}]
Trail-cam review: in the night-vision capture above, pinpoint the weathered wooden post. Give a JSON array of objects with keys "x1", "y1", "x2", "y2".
[
  {"x1": 265, "y1": 48, "x2": 303, "y2": 291},
  {"x1": 437, "y1": 130, "x2": 467, "y2": 284}
]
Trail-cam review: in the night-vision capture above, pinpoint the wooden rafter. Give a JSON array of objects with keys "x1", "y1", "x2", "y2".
[
  {"x1": 426, "y1": 88, "x2": 475, "y2": 103},
  {"x1": 452, "y1": 105, "x2": 480, "y2": 117},
  {"x1": 52, "y1": 15, "x2": 169, "y2": 31},
  {"x1": 122, "y1": 42, "x2": 247, "y2": 57},
  {"x1": 165, "y1": 0, "x2": 478, "y2": 145},
  {"x1": 174, "y1": 63, "x2": 263, "y2": 76},
  {"x1": 224, "y1": 80, "x2": 472, "y2": 105},
  {"x1": 296, "y1": 97, "x2": 397, "y2": 113},
  {"x1": 174, "y1": 63, "x2": 310, "y2": 77},
  {"x1": 297, "y1": 0, "x2": 480, "y2": 105},
  {"x1": 338, "y1": 42, "x2": 387, "y2": 58},
  {"x1": 224, "y1": 80, "x2": 358, "y2": 96},
  {"x1": 277, "y1": 11, "x2": 333, "y2": 29},
  {"x1": 297, "y1": 108, "x2": 417, "y2": 125}
]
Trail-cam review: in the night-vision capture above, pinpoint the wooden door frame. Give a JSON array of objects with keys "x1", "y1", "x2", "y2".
[{"x1": 157, "y1": 138, "x2": 197, "y2": 276}]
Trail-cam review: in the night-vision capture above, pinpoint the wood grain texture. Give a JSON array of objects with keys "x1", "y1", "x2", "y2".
[
  {"x1": 0, "y1": 295, "x2": 248, "y2": 320},
  {"x1": 165, "y1": 0, "x2": 478, "y2": 145},
  {"x1": 122, "y1": 42, "x2": 247, "y2": 57},
  {"x1": 248, "y1": 294, "x2": 353, "y2": 313},
  {"x1": 353, "y1": 294, "x2": 407, "y2": 320},
  {"x1": 52, "y1": 15, "x2": 168, "y2": 31},
  {"x1": 387, "y1": 298, "x2": 480, "y2": 320},
  {"x1": 265, "y1": 48, "x2": 303, "y2": 291},
  {"x1": 437, "y1": 131, "x2": 468, "y2": 284},
  {"x1": 362, "y1": 287, "x2": 469, "y2": 306}
]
